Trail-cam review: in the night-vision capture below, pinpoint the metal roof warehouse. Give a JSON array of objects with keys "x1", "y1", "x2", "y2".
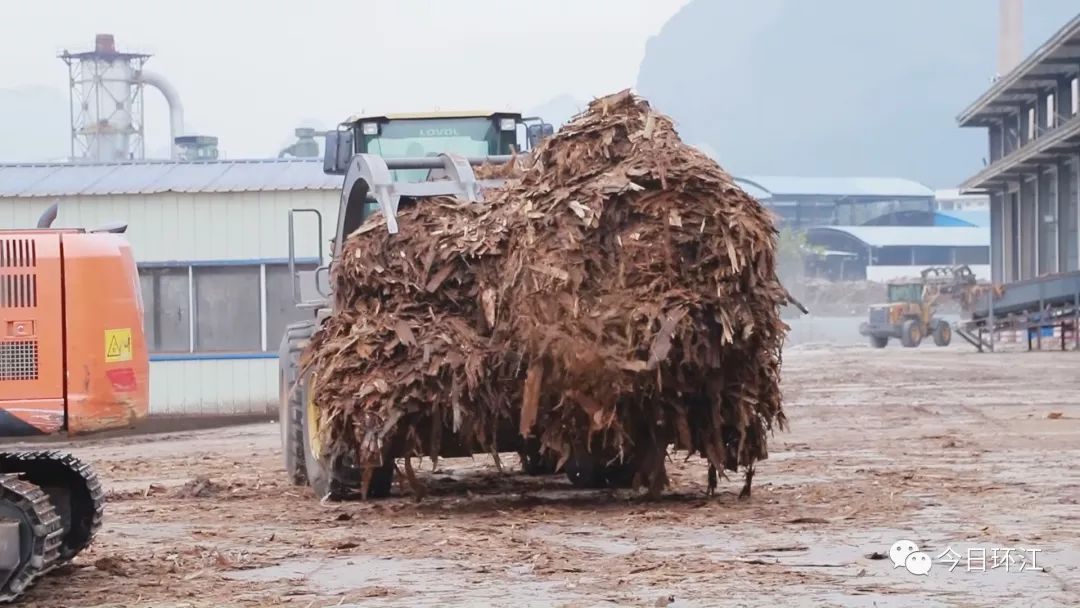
[
  {"x1": 0, "y1": 158, "x2": 341, "y2": 197},
  {"x1": 805, "y1": 226, "x2": 991, "y2": 282},
  {"x1": 0, "y1": 158, "x2": 343, "y2": 417},
  {"x1": 733, "y1": 175, "x2": 936, "y2": 228},
  {"x1": 807, "y1": 226, "x2": 989, "y2": 249}
]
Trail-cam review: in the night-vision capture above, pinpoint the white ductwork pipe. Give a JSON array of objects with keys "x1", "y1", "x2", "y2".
[{"x1": 138, "y1": 70, "x2": 185, "y2": 159}]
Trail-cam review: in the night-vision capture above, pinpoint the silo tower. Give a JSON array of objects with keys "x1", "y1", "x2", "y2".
[
  {"x1": 59, "y1": 34, "x2": 186, "y2": 162},
  {"x1": 59, "y1": 34, "x2": 150, "y2": 162}
]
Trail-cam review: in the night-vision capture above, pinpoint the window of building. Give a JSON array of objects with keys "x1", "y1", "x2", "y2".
[
  {"x1": 139, "y1": 267, "x2": 191, "y2": 352},
  {"x1": 1046, "y1": 93, "x2": 1055, "y2": 128},
  {"x1": 954, "y1": 246, "x2": 990, "y2": 265},
  {"x1": 874, "y1": 247, "x2": 911, "y2": 266},
  {"x1": 1065, "y1": 160, "x2": 1080, "y2": 272},
  {"x1": 193, "y1": 266, "x2": 262, "y2": 352},
  {"x1": 265, "y1": 264, "x2": 318, "y2": 351},
  {"x1": 137, "y1": 260, "x2": 324, "y2": 355},
  {"x1": 1073, "y1": 78, "x2": 1079, "y2": 116},
  {"x1": 912, "y1": 246, "x2": 952, "y2": 266},
  {"x1": 1027, "y1": 107, "x2": 1036, "y2": 140},
  {"x1": 1039, "y1": 170, "x2": 1058, "y2": 275}
]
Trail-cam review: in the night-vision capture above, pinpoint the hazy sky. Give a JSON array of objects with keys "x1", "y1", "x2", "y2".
[{"x1": 3, "y1": 0, "x2": 688, "y2": 159}]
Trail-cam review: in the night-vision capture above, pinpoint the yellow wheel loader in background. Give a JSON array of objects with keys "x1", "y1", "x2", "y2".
[{"x1": 860, "y1": 265, "x2": 978, "y2": 348}]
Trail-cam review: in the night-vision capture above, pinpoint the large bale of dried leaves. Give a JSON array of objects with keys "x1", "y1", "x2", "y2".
[
  {"x1": 304, "y1": 90, "x2": 790, "y2": 497},
  {"x1": 484, "y1": 90, "x2": 789, "y2": 494},
  {"x1": 301, "y1": 198, "x2": 518, "y2": 481}
]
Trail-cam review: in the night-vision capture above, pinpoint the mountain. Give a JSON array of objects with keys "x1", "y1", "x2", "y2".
[
  {"x1": 529, "y1": 94, "x2": 587, "y2": 129},
  {"x1": 636, "y1": 0, "x2": 1079, "y2": 188}
]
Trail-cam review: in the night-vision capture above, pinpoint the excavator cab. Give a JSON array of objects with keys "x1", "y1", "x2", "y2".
[
  {"x1": 0, "y1": 208, "x2": 149, "y2": 601},
  {"x1": 280, "y1": 111, "x2": 554, "y2": 500}
]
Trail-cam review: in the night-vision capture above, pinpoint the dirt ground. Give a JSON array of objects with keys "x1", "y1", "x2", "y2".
[{"x1": 8, "y1": 345, "x2": 1079, "y2": 608}]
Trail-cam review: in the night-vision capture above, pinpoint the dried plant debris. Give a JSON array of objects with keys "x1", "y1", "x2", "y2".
[{"x1": 303, "y1": 90, "x2": 792, "y2": 498}]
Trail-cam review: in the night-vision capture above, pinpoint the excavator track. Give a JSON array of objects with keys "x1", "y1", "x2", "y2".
[
  {"x1": 0, "y1": 473, "x2": 62, "y2": 603},
  {"x1": 0, "y1": 452, "x2": 104, "y2": 562}
]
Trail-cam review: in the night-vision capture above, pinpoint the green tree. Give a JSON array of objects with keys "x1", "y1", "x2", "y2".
[{"x1": 776, "y1": 227, "x2": 811, "y2": 284}]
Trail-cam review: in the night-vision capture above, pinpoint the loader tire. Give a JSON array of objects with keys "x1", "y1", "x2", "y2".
[
  {"x1": 519, "y1": 437, "x2": 558, "y2": 476},
  {"x1": 900, "y1": 319, "x2": 922, "y2": 348},
  {"x1": 280, "y1": 321, "x2": 315, "y2": 486},
  {"x1": 565, "y1": 452, "x2": 637, "y2": 489},
  {"x1": 296, "y1": 372, "x2": 394, "y2": 501},
  {"x1": 933, "y1": 322, "x2": 952, "y2": 347}
]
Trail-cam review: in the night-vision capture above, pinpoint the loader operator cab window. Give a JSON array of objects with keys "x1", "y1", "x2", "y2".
[
  {"x1": 887, "y1": 283, "x2": 923, "y2": 303},
  {"x1": 356, "y1": 117, "x2": 514, "y2": 182},
  {"x1": 343, "y1": 115, "x2": 521, "y2": 231}
]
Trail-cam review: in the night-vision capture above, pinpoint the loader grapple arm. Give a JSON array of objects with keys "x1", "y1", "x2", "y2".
[{"x1": 336, "y1": 153, "x2": 512, "y2": 240}]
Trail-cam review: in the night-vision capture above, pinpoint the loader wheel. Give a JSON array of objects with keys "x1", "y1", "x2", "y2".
[
  {"x1": 869, "y1": 335, "x2": 888, "y2": 349},
  {"x1": 900, "y1": 320, "x2": 922, "y2": 348},
  {"x1": 565, "y1": 452, "x2": 636, "y2": 489},
  {"x1": 279, "y1": 321, "x2": 314, "y2": 486},
  {"x1": 299, "y1": 373, "x2": 394, "y2": 500},
  {"x1": 933, "y1": 322, "x2": 952, "y2": 347},
  {"x1": 519, "y1": 437, "x2": 558, "y2": 476}
]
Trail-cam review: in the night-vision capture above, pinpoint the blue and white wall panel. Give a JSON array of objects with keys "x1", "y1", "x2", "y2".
[{"x1": 3, "y1": 190, "x2": 338, "y2": 416}]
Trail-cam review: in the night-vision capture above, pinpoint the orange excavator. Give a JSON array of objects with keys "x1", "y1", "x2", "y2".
[{"x1": 0, "y1": 204, "x2": 148, "y2": 601}]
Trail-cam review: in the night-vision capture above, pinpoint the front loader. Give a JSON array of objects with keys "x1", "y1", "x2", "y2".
[
  {"x1": 859, "y1": 265, "x2": 977, "y2": 348},
  {"x1": 277, "y1": 111, "x2": 594, "y2": 499}
]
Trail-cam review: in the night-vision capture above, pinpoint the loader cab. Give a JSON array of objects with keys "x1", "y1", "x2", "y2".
[
  {"x1": 325, "y1": 111, "x2": 530, "y2": 180},
  {"x1": 290, "y1": 111, "x2": 552, "y2": 311},
  {"x1": 887, "y1": 283, "x2": 924, "y2": 304},
  {"x1": 350, "y1": 112, "x2": 524, "y2": 220},
  {"x1": 353, "y1": 112, "x2": 522, "y2": 159},
  {"x1": 327, "y1": 111, "x2": 550, "y2": 238}
]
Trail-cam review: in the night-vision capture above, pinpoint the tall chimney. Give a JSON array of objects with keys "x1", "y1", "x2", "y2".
[
  {"x1": 998, "y1": 0, "x2": 1023, "y2": 76},
  {"x1": 95, "y1": 33, "x2": 116, "y2": 54}
]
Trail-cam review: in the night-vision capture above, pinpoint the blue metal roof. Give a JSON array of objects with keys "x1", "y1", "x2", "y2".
[
  {"x1": 807, "y1": 226, "x2": 989, "y2": 248},
  {"x1": 735, "y1": 176, "x2": 934, "y2": 199},
  {"x1": 936, "y1": 210, "x2": 989, "y2": 228},
  {"x1": 859, "y1": 209, "x2": 989, "y2": 227},
  {"x1": 0, "y1": 159, "x2": 343, "y2": 197}
]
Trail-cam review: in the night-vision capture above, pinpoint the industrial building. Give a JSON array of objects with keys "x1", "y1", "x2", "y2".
[
  {"x1": 0, "y1": 159, "x2": 339, "y2": 415},
  {"x1": 733, "y1": 175, "x2": 936, "y2": 228},
  {"x1": 958, "y1": 14, "x2": 1080, "y2": 283},
  {"x1": 805, "y1": 225, "x2": 990, "y2": 282}
]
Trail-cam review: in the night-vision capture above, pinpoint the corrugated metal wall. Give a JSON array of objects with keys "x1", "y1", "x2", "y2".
[
  {"x1": 2, "y1": 189, "x2": 337, "y2": 415},
  {"x1": 0, "y1": 190, "x2": 339, "y2": 263},
  {"x1": 149, "y1": 358, "x2": 277, "y2": 415}
]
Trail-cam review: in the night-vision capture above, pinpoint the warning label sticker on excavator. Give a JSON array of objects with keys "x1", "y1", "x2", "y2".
[{"x1": 105, "y1": 328, "x2": 132, "y2": 363}]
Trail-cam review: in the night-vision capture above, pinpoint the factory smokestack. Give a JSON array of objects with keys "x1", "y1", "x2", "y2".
[
  {"x1": 59, "y1": 34, "x2": 187, "y2": 162},
  {"x1": 998, "y1": 0, "x2": 1023, "y2": 77},
  {"x1": 95, "y1": 33, "x2": 116, "y2": 54}
]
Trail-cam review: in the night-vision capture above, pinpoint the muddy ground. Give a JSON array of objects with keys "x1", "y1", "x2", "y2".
[{"x1": 9, "y1": 345, "x2": 1079, "y2": 607}]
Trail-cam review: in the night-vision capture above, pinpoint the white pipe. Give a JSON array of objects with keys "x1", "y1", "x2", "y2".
[{"x1": 139, "y1": 70, "x2": 185, "y2": 159}]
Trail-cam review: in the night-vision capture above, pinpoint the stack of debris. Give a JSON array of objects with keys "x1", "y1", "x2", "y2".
[{"x1": 303, "y1": 90, "x2": 791, "y2": 496}]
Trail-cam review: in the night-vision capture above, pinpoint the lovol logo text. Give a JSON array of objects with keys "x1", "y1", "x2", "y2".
[{"x1": 418, "y1": 127, "x2": 459, "y2": 137}]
